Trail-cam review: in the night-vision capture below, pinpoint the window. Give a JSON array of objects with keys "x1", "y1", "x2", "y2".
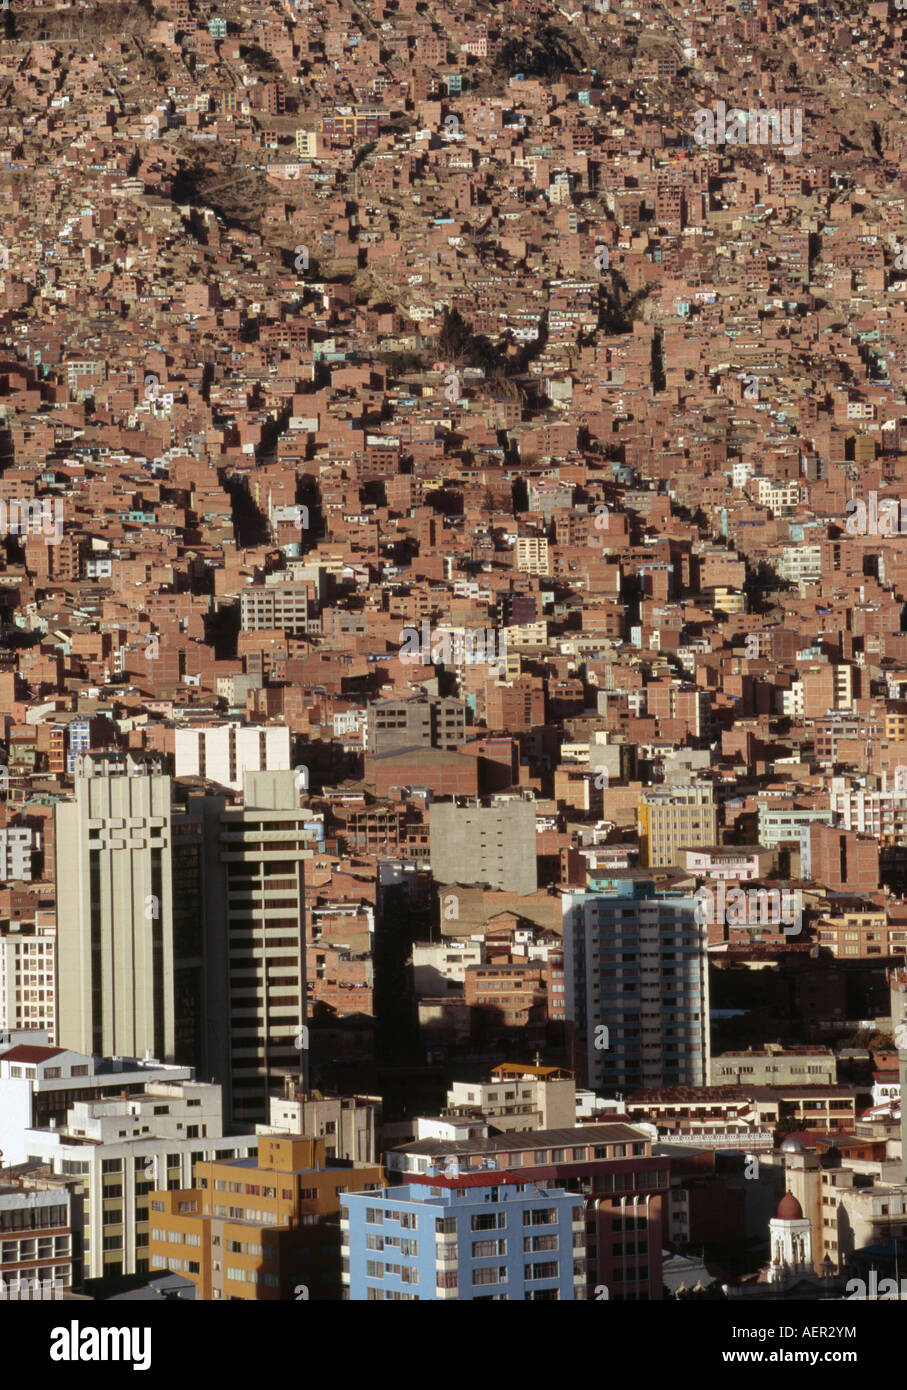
[
  {"x1": 524, "y1": 1235, "x2": 557, "y2": 1252},
  {"x1": 473, "y1": 1239, "x2": 506, "y2": 1257},
  {"x1": 471, "y1": 1212, "x2": 505, "y2": 1231},
  {"x1": 523, "y1": 1209, "x2": 557, "y2": 1227}
]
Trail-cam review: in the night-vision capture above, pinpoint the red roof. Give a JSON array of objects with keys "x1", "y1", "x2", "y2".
[
  {"x1": 0, "y1": 1045, "x2": 66, "y2": 1063},
  {"x1": 777, "y1": 1190, "x2": 804, "y2": 1221}
]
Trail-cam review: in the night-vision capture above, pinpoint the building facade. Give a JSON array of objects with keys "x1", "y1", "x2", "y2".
[
  {"x1": 342, "y1": 1179, "x2": 583, "y2": 1300},
  {"x1": 174, "y1": 724, "x2": 291, "y2": 791},
  {"x1": 429, "y1": 800, "x2": 538, "y2": 894},
  {"x1": 149, "y1": 1135, "x2": 383, "y2": 1299},
  {"x1": 563, "y1": 875, "x2": 710, "y2": 1090},
  {"x1": 637, "y1": 785, "x2": 717, "y2": 869}
]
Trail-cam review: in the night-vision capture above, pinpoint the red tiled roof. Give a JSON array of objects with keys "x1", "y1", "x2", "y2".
[{"x1": 0, "y1": 1045, "x2": 66, "y2": 1063}]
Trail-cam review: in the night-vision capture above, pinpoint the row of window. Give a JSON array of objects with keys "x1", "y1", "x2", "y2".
[
  {"x1": 366, "y1": 1235, "x2": 418, "y2": 1254},
  {"x1": 417, "y1": 1144, "x2": 645, "y2": 1172},
  {"x1": 226, "y1": 1267, "x2": 279, "y2": 1286},
  {"x1": 213, "y1": 1181, "x2": 290, "y2": 1199},
  {"x1": 364, "y1": 1209, "x2": 418, "y2": 1228},
  {"x1": 211, "y1": 1206, "x2": 279, "y2": 1225},
  {"x1": 0, "y1": 1237, "x2": 70, "y2": 1261},
  {"x1": 151, "y1": 1229, "x2": 202, "y2": 1248},
  {"x1": 367, "y1": 1261, "x2": 567, "y2": 1286},
  {"x1": 0, "y1": 1206, "x2": 68, "y2": 1233}
]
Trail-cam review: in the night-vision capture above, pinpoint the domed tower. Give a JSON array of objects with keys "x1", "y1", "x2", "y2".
[
  {"x1": 779, "y1": 1136, "x2": 805, "y2": 1157},
  {"x1": 768, "y1": 1190, "x2": 812, "y2": 1284}
]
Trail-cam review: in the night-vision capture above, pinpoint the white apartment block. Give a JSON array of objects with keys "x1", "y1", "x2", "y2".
[
  {"x1": 515, "y1": 536, "x2": 550, "y2": 575},
  {"x1": 173, "y1": 723, "x2": 291, "y2": 791},
  {"x1": 258, "y1": 1090, "x2": 379, "y2": 1164},
  {"x1": 411, "y1": 941, "x2": 484, "y2": 996},
  {"x1": 445, "y1": 1072, "x2": 576, "y2": 1131},
  {"x1": 17, "y1": 1078, "x2": 257, "y2": 1281},
  {"x1": 0, "y1": 921, "x2": 56, "y2": 1038},
  {"x1": 776, "y1": 544, "x2": 822, "y2": 584},
  {"x1": 0, "y1": 1045, "x2": 194, "y2": 1166},
  {"x1": 0, "y1": 827, "x2": 35, "y2": 882},
  {"x1": 829, "y1": 775, "x2": 907, "y2": 839},
  {"x1": 782, "y1": 682, "x2": 804, "y2": 719},
  {"x1": 755, "y1": 477, "x2": 802, "y2": 513}
]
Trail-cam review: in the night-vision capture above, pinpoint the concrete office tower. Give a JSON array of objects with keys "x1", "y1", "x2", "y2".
[
  {"x1": 174, "y1": 723, "x2": 291, "y2": 791},
  {"x1": 429, "y1": 800, "x2": 537, "y2": 894},
  {"x1": 189, "y1": 771, "x2": 318, "y2": 1128},
  {"x1": 55, "y1": 774, "x2": 185, "y2": 1062},
  {"x1": 637, "y1": 784, "x2": 717, "y2": 869},
  {"x1": 563, "y1": 874, "x2": 710, "y2": 1091}
]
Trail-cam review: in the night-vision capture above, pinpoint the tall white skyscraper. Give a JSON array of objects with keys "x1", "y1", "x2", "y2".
[
  {"x1": 55, "y1": 774, "x2": 181, "y2": 1061},
  {"x1": 563, "y1": 874, "x2": 710, "y2": 1091}
]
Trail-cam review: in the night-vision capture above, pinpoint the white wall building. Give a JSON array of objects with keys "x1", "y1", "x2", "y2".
[
  {"x1": 174, "y1": 724, "x2": 291, "y2": 791},
  {"x1": 17, "y1": 1076, "x2": 257, "y2": 1281},
  {"x1": 411, "y1": 941, "x2": 484, "y2": 996},
  {"x1": 0, "y1": 920, "x2": 56, "y2": 1037}
]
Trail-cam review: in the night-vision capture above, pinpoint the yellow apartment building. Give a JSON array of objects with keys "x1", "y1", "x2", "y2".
[{"x1": 148, "y1": 1135, "x2": 383, "y2": 1300}]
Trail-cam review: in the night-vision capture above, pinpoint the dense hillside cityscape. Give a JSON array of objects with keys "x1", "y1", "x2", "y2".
[{"x1": 0, "y1": 0, "x2": 904, "y2": 1350}]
